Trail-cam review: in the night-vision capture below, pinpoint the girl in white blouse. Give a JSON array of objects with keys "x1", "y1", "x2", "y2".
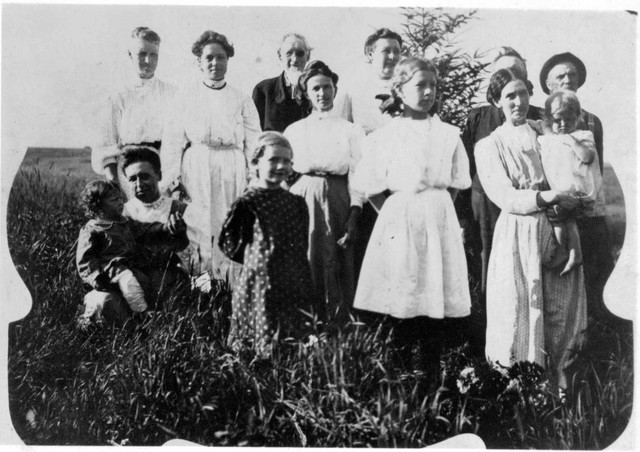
[
  {"x1": 352, "y1": 57, "x2": 471, "y2": 376},
  {"x1": 161, "y1": 30, "x2": 261, "y2": 281},
  {"x1": 284, "y1": 60, "x2": 365, "y2": 326}
]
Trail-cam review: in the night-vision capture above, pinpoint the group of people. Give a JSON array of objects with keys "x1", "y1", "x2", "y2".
[{"x1": 77, "y1": 25, "x2": 614, "y2": 393}]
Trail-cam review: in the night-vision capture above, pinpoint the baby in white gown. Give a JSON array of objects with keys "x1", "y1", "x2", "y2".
[{"x1": 535, "y1": 90, "x2": 601, "y2": 276}]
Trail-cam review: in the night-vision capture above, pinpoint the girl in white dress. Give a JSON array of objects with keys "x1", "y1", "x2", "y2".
[
  {"x1": 161, "y1": 31, "x2": 261, "y2": 281},
  {"x1": 535, "y1": 89, "x2": 603, "y2": 276},
  {"x1": 352, "y1": 57, "x2": 471, "y2": 374},
  {"x1": 284, "y1": 60, "x2": 365, "y2": 326},
  {"x1": 475, "y1": 68, "x2": 587, "y2": 392}
]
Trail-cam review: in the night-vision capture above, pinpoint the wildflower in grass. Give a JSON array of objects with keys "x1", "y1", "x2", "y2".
[
  {"x1": 509, "y1": 361, "x2": 547, "y2": 391},
  {"x1": 457, "y1": 366, "x2": 479, "y2": 394},
  {"x1": 305, "y1": 334, "x2": 319, "y2": 348}
]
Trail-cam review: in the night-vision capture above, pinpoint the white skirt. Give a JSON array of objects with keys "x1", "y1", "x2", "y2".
[
  {"x1": 181, "y1": 143, "x2": 246, "y2": 280},
  {"x1": 354, "y1": 189, "x2": 470, "y2": 319}
]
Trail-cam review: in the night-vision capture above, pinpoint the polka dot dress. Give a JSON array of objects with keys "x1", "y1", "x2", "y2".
[{"x1": 219, "y1": 187, "x2": 315, "y2": 353}]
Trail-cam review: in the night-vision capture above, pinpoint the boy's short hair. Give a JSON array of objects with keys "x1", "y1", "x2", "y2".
[
  {"x1": 364, "y1": 28, "x2": 402, "y2": 56},
  {"x1": 81, "y1": 180, "x2": 119, "y2": 218},
  {"x1": 118, "y1": 145, "x2": 162, "y2": 175},
  {"x1": 544, "y1": 89, "x2": 582, "y2": 122}
]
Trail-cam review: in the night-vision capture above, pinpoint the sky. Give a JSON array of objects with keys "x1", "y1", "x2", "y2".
[{"x1": 0, "y1": 0, "x2": 638, "y2": 446}]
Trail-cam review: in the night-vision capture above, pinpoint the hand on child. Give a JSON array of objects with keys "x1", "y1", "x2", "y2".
[
  {"x1": 528, "y1": 119, "x2": 552, "y2": 136},
  {"x1": 165, "y1": 212, "x2": 187, "y2": 235},
  {"x1": 555, "y1": 192, "x2": 581, "y2": 211}
]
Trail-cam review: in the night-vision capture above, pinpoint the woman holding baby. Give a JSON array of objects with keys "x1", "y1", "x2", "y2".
[{"x1": 475, "y1": 67, "x2": 590, "y2": 394}]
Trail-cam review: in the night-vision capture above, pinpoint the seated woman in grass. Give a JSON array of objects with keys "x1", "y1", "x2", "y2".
[
  {"x1": 219, "y1": 132, "x2": 315, "y2": 354},
  {"x1": 76, "y1": 180, "x2": 188, "y2": 326},
  {"x1": 119, "y1": 145, "x2": 190, "y2": 293}
]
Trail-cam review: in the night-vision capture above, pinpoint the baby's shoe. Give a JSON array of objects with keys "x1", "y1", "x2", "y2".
[{"x1": 76, "y1": 291, "x2": 107, "y2": 330}]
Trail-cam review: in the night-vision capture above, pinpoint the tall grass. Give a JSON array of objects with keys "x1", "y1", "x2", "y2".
[{"x1": 6, "y1": 166, "x2": 633, "y2": 447}]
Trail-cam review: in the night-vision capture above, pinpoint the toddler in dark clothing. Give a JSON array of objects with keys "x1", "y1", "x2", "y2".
[{"x1": 76, "y1": 180, "x2": 186, "y2": 324}]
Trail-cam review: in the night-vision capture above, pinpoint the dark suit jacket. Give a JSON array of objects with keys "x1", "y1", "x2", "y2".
[
  {"x1": 252, "y1": 72, "x2": 311, "y2": 133},
  {"x1": 577, "y1": 109, "x2": 604, "y2": 173}
]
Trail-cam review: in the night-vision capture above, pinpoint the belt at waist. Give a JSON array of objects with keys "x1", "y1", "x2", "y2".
[
  {"x1": 304, "y1": 171, "x2": 348, "y2": 179},
  {"x1": 121, "y1": 141, "x2": 162, "y2": 151},
  {"x1": 189, "y1": 143, "x2": 241, "y2": 152}
]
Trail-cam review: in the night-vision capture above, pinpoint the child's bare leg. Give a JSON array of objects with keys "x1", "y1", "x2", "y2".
[
  {"x1": 547, "y1": 223, "x2": 569, "y2": 269},
  {"x1": 561, "y1": 219, "x2": 583, "y2": 276},
  {"x1": 112, "y1": 269, "x2": 148, "y2": 312}
]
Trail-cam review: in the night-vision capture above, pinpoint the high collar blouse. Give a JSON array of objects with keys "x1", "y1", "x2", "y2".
[
  {"x1": 352, "y1": 115, "x2": 471, "y2": 196},
  {"x1": 92, "y1": 76, "x2": 176, "y2": 174},
  {"x1": 475, "y1": 122, "x2": 548, "y2": 215},
  {"x1": 160, "y1": 80, "x2": 261, "y2": 190},
  {"x1": 123, "y1": 195, "x2": 173, "y2": 224},
  {"x1": 338, "y1": 71, "x2": 394, "y2": 135}
]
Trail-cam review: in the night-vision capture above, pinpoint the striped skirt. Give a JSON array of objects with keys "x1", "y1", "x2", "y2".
[{"x1": 485, "y1": 210, "x2": 587, "y2": 389}]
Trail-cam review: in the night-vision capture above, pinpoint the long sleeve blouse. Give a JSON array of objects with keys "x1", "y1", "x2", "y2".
[
  {"x1": 475, "y1": 123, "x2": 548, "y2": 215},
  {"x1": 284, "y1": 110, "x2": 365, "y2": 207},
  {"x1": 92, "y1": 77, "x2": 176, "y2": 174},
  {"x1": 352, "y1": 115, "x2": 470, "y2": 197},
  {"x1": 160, "y1": 82, "x2": 261, "y2": 191},
  {"x1": 337, "y1": 69, "x2": 394, "y2": 135}
]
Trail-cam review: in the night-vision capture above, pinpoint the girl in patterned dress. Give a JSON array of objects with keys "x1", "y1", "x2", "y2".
[{"x1": 219, "y1": 132, "x2": 314, "y2": 354}]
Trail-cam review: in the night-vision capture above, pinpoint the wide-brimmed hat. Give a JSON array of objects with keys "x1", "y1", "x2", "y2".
[{"x1": 539, "y1": 52, "x2": 587, "y2": 94}]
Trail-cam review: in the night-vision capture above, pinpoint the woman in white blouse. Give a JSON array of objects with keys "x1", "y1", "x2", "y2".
[
  {"x1": 284, "y1": 60, "x2": 365, "y2": 325},
  {"x1": 92, "y1": 27, "x2": 176, "y2": 197},
  {"x1": 161, "y1": 30, "x2": 261, "y2": 281}
]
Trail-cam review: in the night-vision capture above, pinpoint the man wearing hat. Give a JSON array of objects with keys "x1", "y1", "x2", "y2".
[
  {"x1": 540, "y1": 52, "x2": 603, "y2": 169},
  {"x1": 540, "y1": 52, "x2": 613, "y2": 323}
]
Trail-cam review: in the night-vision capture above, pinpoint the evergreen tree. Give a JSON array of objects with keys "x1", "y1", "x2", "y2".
[{"x1": 400, "y1": 7, "x2": 488, "y2": 129}]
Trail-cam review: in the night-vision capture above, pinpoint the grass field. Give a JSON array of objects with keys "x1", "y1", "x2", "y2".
[{"x1": 4, "y1": 148, "x2": 633, "y2": 447}]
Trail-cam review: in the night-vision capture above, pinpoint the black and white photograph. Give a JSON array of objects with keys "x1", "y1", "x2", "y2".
[{"x1": 0, "y1": 1, "x2": 636, "y2": 448}]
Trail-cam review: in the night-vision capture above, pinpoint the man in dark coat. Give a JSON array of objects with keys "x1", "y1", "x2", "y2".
[{"x1": 252, "y1": 33, "x2": 312, "y2": 132}]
